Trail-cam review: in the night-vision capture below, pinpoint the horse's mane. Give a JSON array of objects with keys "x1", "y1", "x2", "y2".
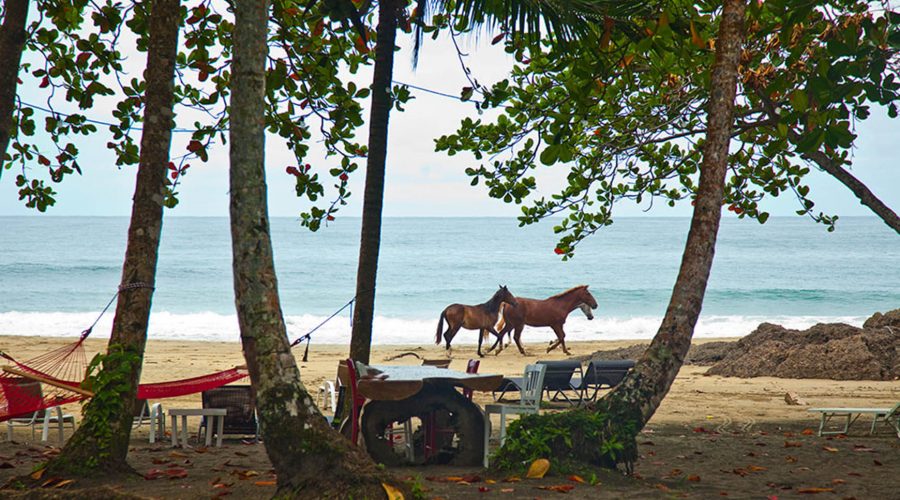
[{"x1": 548, "y1": 285, "x2": 588, "y2": 299}]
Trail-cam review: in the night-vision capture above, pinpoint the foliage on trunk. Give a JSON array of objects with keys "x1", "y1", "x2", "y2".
[
  {"x1": 349, "y1": 0, "x2": 400, "y2": 365},
  {"x1": 42, "y1": 0, "x2": 181, "y2": 476},
  {"x1": 228, "y1": 1, "x2": 404, "y2": 497},
  {"x1": 494, "y1": 0, "x2": 748, "y2": 472},
  {"x1": 0, "y1": 0, "x2": 29, "y2": 169}
]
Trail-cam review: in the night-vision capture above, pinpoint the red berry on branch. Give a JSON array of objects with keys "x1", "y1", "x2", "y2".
[
  {"x1": 339, "y1": 173, "x2": 348, "y2": 181},
  {"x1": 554, "y1": 247, "x2": 565, "y2": 255}
]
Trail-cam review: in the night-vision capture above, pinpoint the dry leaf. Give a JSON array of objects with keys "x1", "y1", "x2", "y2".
[
  {"x1": 254, "y1": 480, "x2": 276, "y2": 486},
  {"x1": 785, "y1": 456, "x2": 798, "y2": 463},
  {"x1": 53, "y1": 479, "x2": 75, "y2": 488},
  {"x1": 485, "y1": 479, "x2": 496, "y2": 484},
  {"x1": 797, "y1": 487, "x2": 834, "y2": 494},
  {"x1": 567, "y1": 475, "x2": 585, "y2": 483},
  {"x1": 0, "y1": 462, "x2": 14, "y2": 469},
  {"x1": 537, "y1": 484, "x2": 575, "y2": 493},
  {"x1": 525, "y1": 458, "x2": 550, "y2": 479},
  {"x1": 382, "y1": 482, "x2": 404, "y2": 500},
  {"x1": 801, "y1": 428, "x2": 815, "y2": 435},
  {"x1": 478, "y1": 486, "x2": 489, "y2": 492},
  {"x1": 748, "y1": 465, "x2": 768, "y2": 472},
  {"x1": 823, "y1": 446, "x2": 839, "y2": 453},
  {"x1": 784, "y1": 441, "x2": 803, "y2": 448},
  {"x1": 500, "y1": 488, "x2": 514, "y2": 493},
  {"x1": 502, "y1": 476, "x2": 521, "y2": 482},
  {"x1": 655, "y1": 483, "x2": 671, "y2": 492},
  {"x1": 30, "y1": 468, "x2": 45, "y2": 480},
  {"x1": 688, "y1": 475, "x2": 701, "y2": 482},
  {"x1": 166, "y1": 468, "x2": 188, "y2": 479},
  {"x1": 831, "y1": 479, "x2": 846, "y2": 485}
]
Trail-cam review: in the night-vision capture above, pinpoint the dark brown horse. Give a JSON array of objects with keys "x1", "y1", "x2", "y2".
[
  {"x1": 435, "y1": 285, "x2": 518, "y2": 357},
  {"x1": 488, "y1": 285, "x2": 598, "y2": 356}
]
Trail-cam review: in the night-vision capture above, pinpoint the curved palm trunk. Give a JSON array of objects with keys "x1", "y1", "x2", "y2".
[
  {"x1": 349, "y1": 0, "x2": 399, "y2": 365},
  {"x1": 45, "y1": 0, "x2": 180, "y2": 475},
  {"x1": 229, "y1": 1, "x2": 401, "y2": 496},
  {"x1": 0, "y1": 0, "x2": 29, "y2": 169},
  {"x1": 598, "y1": 0, "x2": 747, "y2": 436}
]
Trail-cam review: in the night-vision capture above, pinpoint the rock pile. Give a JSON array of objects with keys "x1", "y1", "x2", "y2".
[{"x1": 706, "y1": 309, "x2": 899, "y2": 380}]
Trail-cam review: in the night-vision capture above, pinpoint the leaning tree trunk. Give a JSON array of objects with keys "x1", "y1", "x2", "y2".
[
  {"x1": 598, "y1": 0, "x2": 747, "y2": 429},
  {"x1": 0, "y1": 0, "x2": 29, "y2": 169},
  {"x1": 349, "y1": 0, "x2": 399, "y2": 365},
  {"x1": 579, "y1": 0, "x2": 747, "y2": 469},
  {"x1": 229, "y1": 1, "x2": 402, "y2": 497},
  {"x1": 44, "y1": 0, "x2": 181, "y2": 476}
]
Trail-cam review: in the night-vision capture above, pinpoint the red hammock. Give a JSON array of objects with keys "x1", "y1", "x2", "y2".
[{"x1": 0, "y1": 335, "x2": 247, "y2": 423}]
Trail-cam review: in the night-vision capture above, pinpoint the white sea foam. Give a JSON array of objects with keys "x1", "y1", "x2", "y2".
[{"x1": 0, "y1": 310, "x2": 869, "y2": 345}]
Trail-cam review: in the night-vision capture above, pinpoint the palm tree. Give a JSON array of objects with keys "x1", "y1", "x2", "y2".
[
  {"x1": 349, "y1": 0, "x2": 651, "y2": 363},
  {"x1": 0, "y1": 0, "x2": 29, "y2": 168},
  {"x1": 44, "y1": 0, "x2": 182, "y2": 475}
]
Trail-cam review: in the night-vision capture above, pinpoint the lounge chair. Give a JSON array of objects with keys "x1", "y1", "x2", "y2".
[
  {"x1": 570, "y1": 359, "x2": 636, "y2": 403},
  {"x1": 421, "y1": 359, "x2": 452, "y2": 369},
  {"x1": 483, "y1": 363, "x2": 546, "y2": 467},
  {"x1": 199, "y1": 385, "x2": 259, "y2": 442},
  {"x1": 536, "y1": 360, "x2": 583, "y2": 404},
  {"x1": 808, "y1": 402, "x2": 900, "y2": 437}
]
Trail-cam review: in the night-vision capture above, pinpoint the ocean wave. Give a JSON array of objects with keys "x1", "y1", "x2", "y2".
[{"x1": 0, "y1": 311, "x2": 868, "y2": 345}]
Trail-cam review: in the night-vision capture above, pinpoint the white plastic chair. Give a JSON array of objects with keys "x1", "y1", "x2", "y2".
[
  {"x1": 483, "y1": 363, "x2": 546, "y2": 467},
  {"x1": 7, "y1": 406, "x2": 76, "y2": 444},
  {"x1": 132, "y1": 399, "x2": 165, "y2": 443}
]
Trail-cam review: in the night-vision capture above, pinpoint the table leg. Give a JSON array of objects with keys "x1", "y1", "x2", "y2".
[
  {"x1": 170, "y1": 415, "x2": 178, "y2": 447},
  {"x1": 181, "y1": 416, "x2": 188, "y2": 447},
  {"x1": 205, "y1": 417, "x2": 213, "y2": 446},
  {"x1": 216, "y1": 416, "x2": 224, "y2": 447}
]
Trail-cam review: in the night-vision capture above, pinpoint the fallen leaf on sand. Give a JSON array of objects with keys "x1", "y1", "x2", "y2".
[
  {"x1": 500, "y1": 488, "x2": 514, "y2": 493},
  {"x1": 502, "y1": 476, "x2": 521, "y2": 483},
  {"x1": 822, "y1": 446, "x2": 839, "y2": 453},
  {"x1": 254, "y1": 480, "x2": 276, "y2": 486},
  {"x1": 688, "y1": 475, "x2": 701, "y2": 482},
  {"x1": 831, "y1": 479, "x2": 845, "y2": 485},
  {"x1": 568, "y1": 475, "x2": 585, "y2": 483},
  {"x1": 784, "y1": 441, "x2": 802, "y2": 448},
  {"x1": 847, "y1": 472, "x2": 863, "y2": 477},
  {"x1": 381, "y1": 482, "x2": 404, "y2": 500},
  {"x1": 478, "y1": 486, "x2": 489, "y2": 492},
  {"x1": 526, "y1": 458, "x2": 550, "y2": 479},
  {"x1": 785, "y1": 456, "x2": 798, "y2": 463},
  {"x1": 53, "y1": 479, "x2": 75, "y2": 488},
  {"x1": 0, "y1": 462, "x2": 14, "y2": 469},
  {"x1": 233, "y1": 470, "x2": 260, "y2": 479},
  {"x1": 873, "y1": 460, "x2": 882, "y2": 466},
  {"x1": 796, "y1": 487, "x2": 834, "y2": 494},
  {"x1": 853, "y1": 445, "x2": 875, "y2": 452},
  {"x1": 748, "y1": 465, "x2": 768, "y2": 472},
  {"x1": 169, "y1": 451, "x2": 188, "y2": 459},
  {"x1": 166, "y1": 468, "x2": 188, "y2": 479},
  {"x1": 801, "y1": 428, "x2": 815, "y2": 435},
  {"x1": 537, "y1": 484, "x2": 575, "y2": 493},
  {"x1": 30, "y1": 468, "x2": 45, "y2": 480},
  {"x1": 655, "y1": 483, "x2": 671, "y2": 492},
  {"x1": 485, "y1": 479, "x2": 496, "y2": 484}
]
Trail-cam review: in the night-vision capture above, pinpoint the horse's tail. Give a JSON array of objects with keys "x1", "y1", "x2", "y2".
[
  {"x1": 495, "y1": 302, "x2": 508, "y2": 332},
  {"x1": 435, "y1": 310, "x2": 446, "y2": 345}
]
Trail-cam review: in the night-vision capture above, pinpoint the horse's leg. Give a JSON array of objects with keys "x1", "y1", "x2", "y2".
[
  {"x1": 477, "y1": 328, "x2": 487, "y2": 357},
  {"x1": 513, "y1": 326, "x2": 528, "y2": 356},
  {"x1": 488, "y1": 326, "x2": 508, "y2": 355},
  {"x1": 546, "y1": 325, "x2": 571, "y2": 355},
  {"x1": 444, "y1": 324, "x2": 461, "y2": 351}
]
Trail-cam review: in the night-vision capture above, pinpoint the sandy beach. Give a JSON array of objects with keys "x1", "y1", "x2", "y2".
[
  {"x1": 3, "y1": 335, "x2": 898, "y2": 428},
  {"x1": 2, "y1": 335, "x2": 898, "y2": 498}
]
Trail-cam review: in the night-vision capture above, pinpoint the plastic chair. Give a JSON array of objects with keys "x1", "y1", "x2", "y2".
[
  {"x1": 132, "y1": 399, "x2": 165, "y2": 443},
  {"x1": 4, "y1": 378, "x2": 75, "y2": 444},
  {"x1": 483, "y1": 364, "x2": 546, "y2": 467}
]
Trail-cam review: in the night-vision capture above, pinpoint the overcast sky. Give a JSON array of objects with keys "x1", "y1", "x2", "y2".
[{"x1": 2, "y1": 30, "x2": 898, "y2": 220}]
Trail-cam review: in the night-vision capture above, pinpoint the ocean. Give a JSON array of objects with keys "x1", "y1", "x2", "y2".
[{"x1": 0, "y1": 216, "x2": 897, "y2": 346}]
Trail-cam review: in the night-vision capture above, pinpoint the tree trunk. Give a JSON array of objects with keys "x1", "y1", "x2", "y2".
[
  {"x1": 229, "y1": 1, "x2": 401, "y2": 497},
  {"x1": 44, "y1": 0, "x2": 181, "y2": 475},
  {"x1": 595, "y1": 0, "x2": 747, "y2": 447},
  {"x1": 349, "y1": 0, "x2": 399, "y2": 365},
  {"x1": 0, "y1": 0, "x2": 29, "y2": 169}
]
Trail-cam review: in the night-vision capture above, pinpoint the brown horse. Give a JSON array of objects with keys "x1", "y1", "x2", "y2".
[
  {"x1": 488, "y1": 285, "x2": 598, "y2": 356},
  {"x1": 435, "y1": 285, "x2": 518, "y2": 357}
]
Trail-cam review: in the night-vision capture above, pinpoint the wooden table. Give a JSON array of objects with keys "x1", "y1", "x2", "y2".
[
  {"x1": 169, "y1": 408, "x2": 226, "y2": 448},
  {"x1": 357, "y1": 365, "x2": 502, "y2": 466}
]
